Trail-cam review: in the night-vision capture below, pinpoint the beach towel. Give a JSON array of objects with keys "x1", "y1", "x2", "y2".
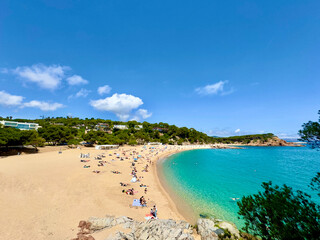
[
  {"x1": 145, "y1": 214, "x2": 156, "y2": 220},
  {"x1": 132, "y1": 199, "x2": 142, "y2": 207}
]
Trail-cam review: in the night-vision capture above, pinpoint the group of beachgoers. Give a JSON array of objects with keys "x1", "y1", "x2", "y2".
[
  {"x1": 78, "y1": 145, "x2": 174, "y2": 219},
  {"x1": 76, "y1": 144, "x2": 212, "y2": 221},
  {"x1": 78, "y1": 145, "x2": 211, "y2": 220}
]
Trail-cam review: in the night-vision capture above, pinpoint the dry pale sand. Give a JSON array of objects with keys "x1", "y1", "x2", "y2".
[{"x1": 0, "y1": 145, "x2": 209, "y2": 240}]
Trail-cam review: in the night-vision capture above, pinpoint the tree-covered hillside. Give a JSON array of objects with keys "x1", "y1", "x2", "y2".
[
  {"x1": 0, "y1": 117, "x2": 277, "y2": 146},
  {"x1": 214, "y1": 133, "x2": 275, "y2": 144}
]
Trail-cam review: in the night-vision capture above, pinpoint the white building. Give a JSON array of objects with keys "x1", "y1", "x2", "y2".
[
  {"x1": 113, "y1": 125, "x2": 128, "y2": 130},
  {"x1": 134, "y1": 125, "x2": 143, "y2": 130},
  {"x1": 0, "y1": 120, "x2": 40, "y2": 131},
  {"x1": 95, "y1": 145, "x2": 119, "y2": 150},
  {"x1": 147, "y1": 142, "x2": 163, "y2": 145}
]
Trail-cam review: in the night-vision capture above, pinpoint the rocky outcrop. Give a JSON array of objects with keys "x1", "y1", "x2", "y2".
[
  {"x1": 112, "y1": 219, "x2": 193, "y2": 240},
  {"x1": 197, "y1": 218, "x2": 240, "y2": 240},
  {"x1": 211, "y1": 144, "x2": 243, "y2": 149},
  {"x1": 71, "y1": 216, "x2": 194, "y2": 240},
  {"x1": 71, "y1": 216, "x2": 241, "y2": 240},
  {"x1": 196, "y1": 218, "x2": 219, "y2": 240},
  {"x1": 71, "y1": 220, "x2": 94, "y2": 240},
  {"x1": 88, "y1": 215, "x2": 134, "y2": 231}
]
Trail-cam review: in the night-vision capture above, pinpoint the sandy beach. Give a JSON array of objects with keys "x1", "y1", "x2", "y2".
[{"x1": 0, "y1": 145, "x2": 209, "y2": 240}]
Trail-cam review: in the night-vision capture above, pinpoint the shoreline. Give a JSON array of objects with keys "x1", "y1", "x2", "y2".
[
  {"x1": 154, "y1": 147, "x2": 244, "y2": 229},
  {"x1": 154, "y1": 148, "x2": 200, "y2": 224},
  {"x1": 152, "y1": 150, "x2": 187, "y2": 221}
]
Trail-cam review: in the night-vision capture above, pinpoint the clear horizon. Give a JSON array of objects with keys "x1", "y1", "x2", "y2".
[{"x1": 1, "y1": 1, "x2": 319, "y2": 137}]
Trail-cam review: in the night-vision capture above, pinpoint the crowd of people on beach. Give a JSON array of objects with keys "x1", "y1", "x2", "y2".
[
  {"x1": 77, "y1": 144, "x2": 209, "y2": 220},
  {"x1": 77, "y1": 145, "x2": 175, "y2": 219}
]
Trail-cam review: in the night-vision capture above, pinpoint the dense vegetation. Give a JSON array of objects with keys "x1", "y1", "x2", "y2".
[
  {"x1": 237, "y1": 110, "x2": 320, "y2": 240},
  {"x1": 0, "y1": 127, "x2": 45, "y2": 149},
  {"x1": 299, "y1": 110, "x2": 320, "y2": 148},
  {"x1": 213, "y1": 133, "x2": 275, "y2": 144},
  {"x1": 0, "y1": 117, "x2": 213, "y2": 146},
  {"x1": 0, "y1": 116, "x2": 277, "y2": 147}
]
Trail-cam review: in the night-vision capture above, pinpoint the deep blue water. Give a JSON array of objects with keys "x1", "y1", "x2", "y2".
[{"x1": 160, "y1": 147, "x2": 320, "y2": 227}]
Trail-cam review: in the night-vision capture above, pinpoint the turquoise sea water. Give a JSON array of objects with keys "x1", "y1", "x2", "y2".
[{"x1": 160, "y1": 147, "x2": 320, "y2": 227}]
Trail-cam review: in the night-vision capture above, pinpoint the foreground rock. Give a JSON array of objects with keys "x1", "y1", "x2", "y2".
[
  {"x1": 71, "y1": 216, "x2": 194, "y2": 240},
  {"x1": 197, "y1": 218, "x2": 240, "y2": 240},
  {"x1": 71, "y1": 216, "x2": 241, "y2": 240},
  {"x1": 112, "y1": 218, "x2": 193, "y2": 240}
]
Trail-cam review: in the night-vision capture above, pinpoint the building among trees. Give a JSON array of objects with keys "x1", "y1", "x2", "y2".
[{"x1": 0, "y1": 120, "x2": 40, "y2": 131}]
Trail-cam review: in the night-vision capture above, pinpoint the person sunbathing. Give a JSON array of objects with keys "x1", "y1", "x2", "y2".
[
  {"x1": 126, "y1": 188, "x2": 134, "y2": 195},
  {"x1": 120, "y1": 182, "x2": 129, "y2": 187},
  {"x1": 83, "y1": 165, "x2": 90, "y2": 168},
  {"x1": 112, "y1": 171, "x2": 121, "y2": 174},
  {"x1": 92, "y1": 170, "x2": 100, "y2": 173}
]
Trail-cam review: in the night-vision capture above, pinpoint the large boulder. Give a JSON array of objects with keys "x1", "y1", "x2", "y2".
[
  {"x1": 88, "y1": 216, "x2": 133, "y2": 231},
  {"x1": 218, "y1": 221, "x2": 240, "y2": 238},
  {"x1": 196, "y1": 219, "x2": 219, "y2": 240},
  {"x1": 197, "y1": 218, "x2": 240, "y2": 240},
  {"x1": 107, "y1": 218, "x2": 193, "y2": 240}
]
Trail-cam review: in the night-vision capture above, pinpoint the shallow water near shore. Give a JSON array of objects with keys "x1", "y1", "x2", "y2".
[{"x1": 160, "y1": 146, "x2": 320, "y2": 228}]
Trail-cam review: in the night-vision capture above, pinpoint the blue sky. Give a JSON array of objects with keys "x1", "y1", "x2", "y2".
[{"x1": 0, "y1": 0, "x2": 319, "y2": 137}]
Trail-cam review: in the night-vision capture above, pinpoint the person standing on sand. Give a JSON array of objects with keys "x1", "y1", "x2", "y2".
[
  {"x1": 150, "y1": 208, "x2": 155, "y2": 218},
  {"x1": 153, "y1": 205, "x2": 157, "y2": 218}
]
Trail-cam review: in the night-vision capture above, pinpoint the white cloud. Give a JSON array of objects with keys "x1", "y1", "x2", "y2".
[
  {"x1": 69, "y1": 88, "x2": 91, "y2": 99},
  {"x1": 195, "y1": 80, "x2": 233, "y2": 96},
  {"x1": 90, "y1": 93, "x2": 143, "y2": 121},
  {"x1": 235, "y1": 129, "x2": 241, "y2": 133},
  {"x1": 23, "y1": 100, "x2": 64, "y2": 111},
  {"x1": 136, "y1": 109, "x2": 152, "y2": 119},
  {"x1": 0, "y1": 90, "x2": 24, "y2": 107},
  {"x1": 131, "y1": 109, "x2": 152, "y2": 121},
  {"x1": 97, "y1": 85, "x2": 112, "y2": 95},
  {"x1": 13, "y1": 64, "x2": 69, "y2": 90},
  {"x1": 75, "y1": 88, "x2": 90, "y2": 98},
  {"x1": 66, "y1": 75, "x2": 88, "y2": 85}
]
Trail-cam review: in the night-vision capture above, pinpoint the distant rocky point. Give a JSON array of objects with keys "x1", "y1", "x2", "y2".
[
  {"x1": 245, "y1": 136, "x2": 303, "y2": 147},
  {"x1": 211, "y1": 134, "x2": 304, "y2": 147}
]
